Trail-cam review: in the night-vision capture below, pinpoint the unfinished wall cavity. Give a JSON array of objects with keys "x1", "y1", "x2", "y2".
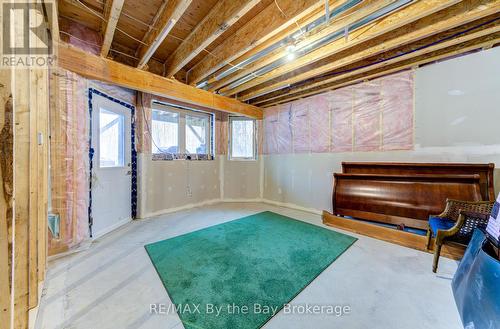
[
  {"x1": 264, "y1": 70, "x2": 414, "y2": 154},
  {"x1": 59, "y1": 17, "x2": 102, "y2": 55},
  {"x1": 49, "y1": 69, "x2": 89, "y2": 255}
]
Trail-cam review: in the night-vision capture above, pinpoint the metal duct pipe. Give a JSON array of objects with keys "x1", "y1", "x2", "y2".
[
  {"x1": 214, "y1": 0, "x2": 414, "y2": 96},
  {"x1": 197, "y1": 0, "x2": 363, "y2": 90}
]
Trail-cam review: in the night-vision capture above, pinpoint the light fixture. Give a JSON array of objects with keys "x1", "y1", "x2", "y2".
[
  {"x1": 286, "y1": 52, "x2": 295, "y2": 61},
  {"x1": 448, "y1": 89, "x2": 465, "y2": 96}
]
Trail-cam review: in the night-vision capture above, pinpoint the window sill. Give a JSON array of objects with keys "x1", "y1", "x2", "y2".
[{"x1": 152, "y1": 153, "x2": 214, "y2": 161}]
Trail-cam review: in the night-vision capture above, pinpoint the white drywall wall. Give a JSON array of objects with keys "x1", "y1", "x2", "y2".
[
  {"x1": 137, "y1": 154, "x2": 221, "y2": 218},
  {"x1": 136, "y1": 155, "x2": 262, "y2": 218},
  {"x1": 263, "y1": 47, "x2": 500, "y2": 212},
  {"x1": 222, "y1": 158, "x2": 262, "y2": 200}
]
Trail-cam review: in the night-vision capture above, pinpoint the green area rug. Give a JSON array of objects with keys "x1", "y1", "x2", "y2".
[{"x1": 145, "y1": 211, "x2": 356, "y2": 329}]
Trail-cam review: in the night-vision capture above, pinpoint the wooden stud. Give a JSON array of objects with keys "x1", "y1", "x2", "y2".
[
  {"x1": 0, "y1": 69, "x2": 13, "y2": 329},
  {"x1": 100, "y1": 0, "x2": 125, "y2": 57},
  {"x1": 59, "y1": 43, "x2": 263, "y2": 118},
  {"x1": 136, "y1": 0, "x2": 192, "y2": 69}
]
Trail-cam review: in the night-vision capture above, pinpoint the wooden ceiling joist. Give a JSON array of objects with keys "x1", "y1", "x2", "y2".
[
  {"x1": 163, "y1": 0, "x2": 261, "y2": 78},
  {"x1": 258, "y1": 33, "x2": 500, "y2": 107},
  {"x1": 100, "y1": 0, "x2": 125, "y2": 57},
  {"x1": 136, "y1": 0, "x2": 192, "y2": 69},
  {"x1": 186, "y1": 0, "x2": 327, "y2": 86},
  {"x1": 238, "y1": 0, "x2": 500, "y2": 102},
  {"x1": 209, "y1": 0, "x2": 382, "y2": 92},
  {"x1": 231, "y1": 0, "x2": 466, "y2": 99},
  {"x1": 58, "y1": 44, "x2": 263, "y2": 118},
  {"x1": 205, "y1": 0, "x2": 348, "y2": 91}
]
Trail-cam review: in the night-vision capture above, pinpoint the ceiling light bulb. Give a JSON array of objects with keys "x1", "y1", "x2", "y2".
[
  {"x1": 287, "y1": 53, "x2": 295, "y2": 61},
  {"x1": 286, "y1": 45, "x2": 296, "y2": 53}
]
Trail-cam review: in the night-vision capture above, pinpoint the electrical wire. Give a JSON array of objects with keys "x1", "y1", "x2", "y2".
[{"x1": 139, "y1": 93, "x2": 175, "y2": 156}]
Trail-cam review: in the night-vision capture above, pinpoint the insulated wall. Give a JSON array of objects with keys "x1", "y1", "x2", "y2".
[
  {"x1": 263, "y1": 47, "x2": 500, "y2": 212},
  {"x1": 264, "y1": 71, "x2": 414, "y2": 154}
]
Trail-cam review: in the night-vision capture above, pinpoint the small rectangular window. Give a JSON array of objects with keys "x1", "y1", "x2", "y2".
[
  {"x1": 186, "y1": 114, "x2": 209, "y2": 154},
  {"x1": 151, "y1": 103, "x2": 213, "y2": 159},
  {"x1": 229, "y1": 117, "x2": 256, "y2": 160},
  {"x1": 99, "y1": 108, "x2": 125, "y2": 167},
  {"x1": 151, "y1": 109, "x2": 179, "y2": 154}
]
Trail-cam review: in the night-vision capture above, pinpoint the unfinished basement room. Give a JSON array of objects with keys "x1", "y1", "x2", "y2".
[{"x1": 1, "y1": 0, "x2": 500, "y2": 328}]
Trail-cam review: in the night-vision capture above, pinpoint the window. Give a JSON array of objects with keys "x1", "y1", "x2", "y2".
[
  {"x1": 151, "y1": 110, "x2": 179, "y2": 154},
  {"x1": 151, "y1": 103, "x2": 212, "y2": 159},
  {"x1": 229, "y1": 117, "x2": 256, "y2": 160},
  {"x1": 99, "y1": 108, "x2": 125, "y2": 167}
]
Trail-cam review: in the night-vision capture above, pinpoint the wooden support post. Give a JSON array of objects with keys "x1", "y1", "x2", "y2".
[{"x1": 0, "y1": 68, "x2": 13, "y2": 329}]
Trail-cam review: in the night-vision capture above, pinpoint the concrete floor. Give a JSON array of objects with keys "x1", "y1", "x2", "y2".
[{"x1": 35, "y1": 202, "x2": 463, "y2": 329}]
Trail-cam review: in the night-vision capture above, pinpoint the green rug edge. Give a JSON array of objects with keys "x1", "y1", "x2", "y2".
[{"x1": 144, "y1": 211, "x2": 357, "y2": 329}]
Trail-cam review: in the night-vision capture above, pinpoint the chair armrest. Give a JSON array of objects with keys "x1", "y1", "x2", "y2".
[{"x1": 441, "y1": 210, "x2": 491, "y2": 239}]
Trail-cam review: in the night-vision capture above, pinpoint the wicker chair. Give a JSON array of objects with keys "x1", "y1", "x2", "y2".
[{"x1": 426, "y1": 199, "x2": 495, "y2": 272}]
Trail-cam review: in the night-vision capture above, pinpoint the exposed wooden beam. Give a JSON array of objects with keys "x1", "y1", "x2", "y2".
[
  {"x1": 58, "y1": 44, "x2": 263, "y2": 118},
  {"x1": 136, "y1": 0, "x2": 192, "y2": 69},
  {"x1": 164, "y1": 0, "x2": 261, "y2": 77},
  {"x1": 205, "y1": 0, "x2": 346, "y2": 89},
  {"x1": 232, "y1": 0, "x2": 469, "y2": 99},
  {"x1": 257, "y1": 18, "x2": 500, "y2": 105},
  {"x1": 214, "y1": 0, "x2": 398, "y2": 93},
  {"x1": 187, "y1": 0, "x2": 326, "y2": 86},
  {"x1": 259, "y1": 33, "x2": 500, "y2": 107},
  {"x1": 100, "y1": 0, "x2": 124, "y2": 57},
  {"x1": 239, "y1": 0, "x2": 500, "y2": 101}
]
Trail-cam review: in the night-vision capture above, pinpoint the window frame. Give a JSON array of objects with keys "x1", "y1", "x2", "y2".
[
  {"x1": 228, "y1": 116, "x2": 257, "y2": 161},
  {"x1": 151, "y1": 102, "x2": 213, "y2": 159}
]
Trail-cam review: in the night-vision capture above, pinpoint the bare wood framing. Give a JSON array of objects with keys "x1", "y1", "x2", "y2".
[
  {"x1": 235, "y1": 0, "x2": 474, "y2": 99},
  {"x1": 260, "y1": 34, "x2": 500, "y2": 106},
  {"x1": 59, "y1": 44, "x2": 263, "y2": 118},
  {"x1": 164, "y1": 0, "x2": 261, "y2": 77},
  {"x1": 217, "y1": 0, "x2": 400, "y2": 94},
  {"x1": 254, "y1": 16, "x2": 500, "y2": 104},
  {"x1": 0, "y1": 69, "x2": 13, "y2": 329},
  {"x1": 14, "y1": 60, "x2": 31, "y2": 329},
  {"x1": 206, "y1": 0, "x2": 348, "y2": 90},
  {"x1": 244, "y1": 1, "x2": 500, "y2": 101},
  {"x1": 187, "y1": 0, "x2": 326, "y2": 86},
  {"x1": 136, "y1": 0, "x2": 192, "y2": 69},
  {"x1": 100, "y1": 0, "x2": 125, "y2": 57}
]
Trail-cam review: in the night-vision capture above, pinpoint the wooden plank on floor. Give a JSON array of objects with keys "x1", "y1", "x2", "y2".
[{"x1": 322, "y1": 211, "x2": 465, "y2": 260}]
